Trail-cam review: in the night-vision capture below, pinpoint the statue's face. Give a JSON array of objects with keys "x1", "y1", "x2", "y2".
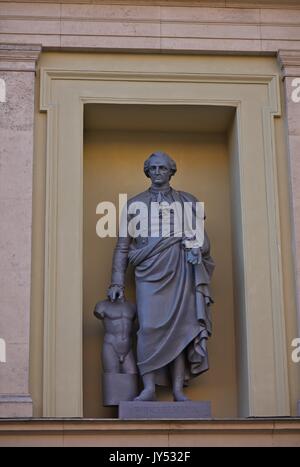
[{"x1": 148, "y1": 155, "x2": 172, "y2": 187}]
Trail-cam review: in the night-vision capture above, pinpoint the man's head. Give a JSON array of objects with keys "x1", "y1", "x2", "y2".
[{"x1": 144, "y1": 151, "x2": 177, "y2": 187}]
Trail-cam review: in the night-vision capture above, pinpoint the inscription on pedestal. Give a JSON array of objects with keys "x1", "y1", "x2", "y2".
[{"x1": 119, "y1": 401, "x2": 212, "y2": 420}]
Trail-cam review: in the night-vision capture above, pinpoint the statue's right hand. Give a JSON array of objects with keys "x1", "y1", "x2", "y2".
[{"x1": 107, "y1": 284, "x2": 124, "y2": 302}]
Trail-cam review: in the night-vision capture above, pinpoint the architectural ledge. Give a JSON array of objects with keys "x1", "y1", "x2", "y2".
[
  {"x1": 0, "y1": 418, "x2": 299, "y2": 447},
  {"x1": 0, "y1": 44, "x2": 42, "y2": 72},
  {"x1": 0, "y1": 1, "x2": 299, "y2": 7},
  {"x1": 278, "y1": 50, "x2": 300, "y2": 79}
]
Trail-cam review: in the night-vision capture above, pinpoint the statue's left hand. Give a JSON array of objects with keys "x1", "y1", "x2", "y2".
[{"x1": 187, "y1": 248, "x2": 202, "y2": 265}]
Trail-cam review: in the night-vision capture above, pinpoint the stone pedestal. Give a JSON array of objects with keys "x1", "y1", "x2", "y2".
[
  {"x1": 0, "y1": 45, "x2": 41, "y2": 417},
  {"x1": 119, "y1": 401, "x2": 212, "y2": 420}
]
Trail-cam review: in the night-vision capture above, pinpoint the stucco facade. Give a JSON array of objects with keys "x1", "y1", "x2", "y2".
[{"x1": 0, "y1": 0, "x2": 300, "y2": 446}]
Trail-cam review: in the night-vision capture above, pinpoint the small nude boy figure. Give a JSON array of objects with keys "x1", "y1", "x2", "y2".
[{"x1": 94, "y1": 299, "x2": 137, "y2": 375}]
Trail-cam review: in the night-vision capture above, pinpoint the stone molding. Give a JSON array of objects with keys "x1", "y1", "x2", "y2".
[
  {"x1": 0, "y1": 395, "x2": 32, "y2": 403},
  {"x1": 1, "y1": 3, "x2": 300, "y2": 53},
  {"x1": 0, "y1": 44, "x2": 41, "y2": 72},
  {"x1": 0, "y1": 1, "x2": 299, "y2": 8},
  {"x1": 278, "y1": 50, "x2": 300, "y2": 79},
  {"x1": 0, "y1": 418, "x2": 300, "y2": 447}
]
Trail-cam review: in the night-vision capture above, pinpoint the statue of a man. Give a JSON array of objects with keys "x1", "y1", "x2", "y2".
[{"x1": 107, "y1": 151, "x2": 214, "y2": 402}]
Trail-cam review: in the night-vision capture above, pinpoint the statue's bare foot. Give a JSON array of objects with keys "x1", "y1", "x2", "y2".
[
  {"x1": 173, "y1": 390, "x2": 189, "y2": 402},
  {"x1": 134, "y1": 388, "x2": 156, "y2": 401}
]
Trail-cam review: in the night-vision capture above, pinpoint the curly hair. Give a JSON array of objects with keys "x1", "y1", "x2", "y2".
[{"x1": 144, "y1": 151, "x2": 177, "y2": 178}]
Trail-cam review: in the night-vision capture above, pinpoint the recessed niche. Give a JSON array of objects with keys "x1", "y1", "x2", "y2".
[{"x1": 83, "y1": 103, "x2": 238, "y2": 418}]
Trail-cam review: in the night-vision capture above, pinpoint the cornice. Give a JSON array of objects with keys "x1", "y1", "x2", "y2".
[
  {"x1": 278, "y1": 49, "x2": 300, "y2": 79},
  {"x1": 0, "y1": 44, "x2": 42, "y2": 72},
  {"x1": 0, "y1": 1, "x2": 299, "y2": 8}
]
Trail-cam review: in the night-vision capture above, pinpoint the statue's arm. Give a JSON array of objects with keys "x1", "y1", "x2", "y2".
[
  {"x1": 111, "y1": 234, "x2": 130, "y2": 286},
  {"x1": 107, "y1": 234, "x2": 131, "y2": 301}
]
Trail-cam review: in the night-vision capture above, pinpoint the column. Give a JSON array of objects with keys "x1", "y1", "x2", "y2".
[{"x1": 0, "y1": 44, "x2": 41, "y2": 417}]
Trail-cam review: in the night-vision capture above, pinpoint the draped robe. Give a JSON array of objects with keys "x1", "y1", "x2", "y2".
[{"x1": 111, "y1": 187, "x2": 214, "y2": 385}]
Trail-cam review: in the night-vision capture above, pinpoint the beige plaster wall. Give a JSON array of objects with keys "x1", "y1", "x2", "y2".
[{"x1": 83, "y1": 128, "x2": 237, "y2": 418}]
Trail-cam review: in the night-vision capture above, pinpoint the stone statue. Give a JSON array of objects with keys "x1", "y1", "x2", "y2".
[
  {"x1": 107, "y1": 151, "x2": 215, "y2": 402},
  {"x1": 94, "y1": 299, "x2": 139, "y2": 406}
]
